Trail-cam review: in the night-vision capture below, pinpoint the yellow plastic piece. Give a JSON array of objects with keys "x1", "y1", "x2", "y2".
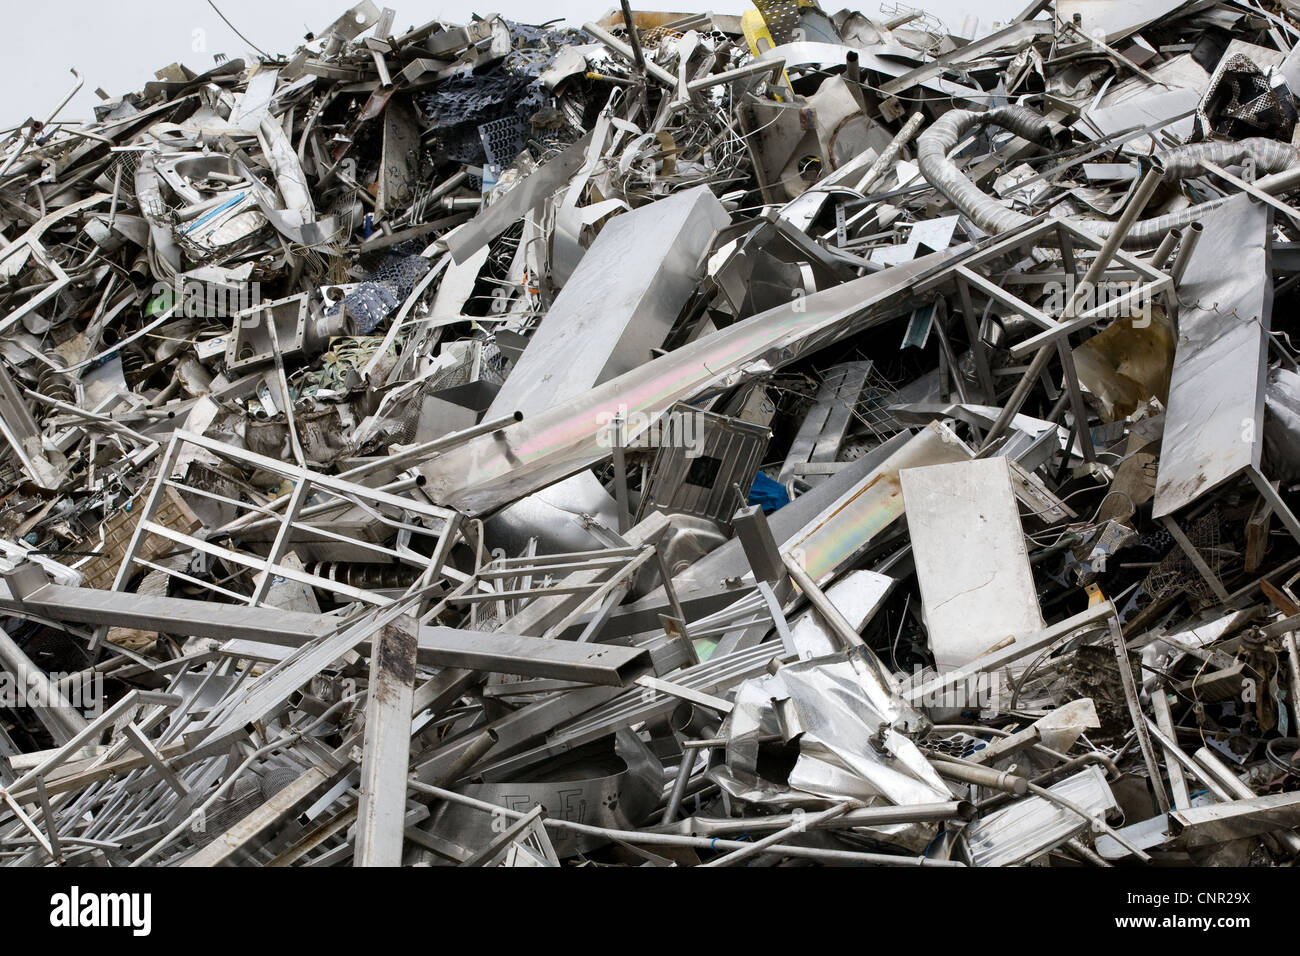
[{"x1": 741, "y1": 9, "x2": 793, "y2": 102}]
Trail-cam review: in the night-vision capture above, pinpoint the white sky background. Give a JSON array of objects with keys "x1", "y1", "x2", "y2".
[{"x1": 4, "y1": 0, "x2": 1029, "y2": 129}]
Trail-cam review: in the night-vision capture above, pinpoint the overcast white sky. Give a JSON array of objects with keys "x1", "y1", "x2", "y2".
[{"x1": 4, "y1": 0, "x2": 1026, "y2": 129}]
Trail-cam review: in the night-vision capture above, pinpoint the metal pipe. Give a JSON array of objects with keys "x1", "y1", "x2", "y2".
[
  {"x1": 915, "y1": 103, "x2": 1300, "y2": 248},
  {"x1": 1142, "y1": 718, "x2": 1234, "y2": 801},
  {"x1": 916, "y1": 105, "x2": 1071, "y2": 236},
  {"x1": 431, "y1": 729, "x2": 498, "y2": 788},
  {"x1": 780, "y1": 551, "x2": 865, "y2": 651},
  {"x1": 618, "y1": 0, "x2": 648, "y2": 78},
  {"x1": 687, "y1": 58, "x2": 786, "y2": 93},
  {"x1": 0, "y1": 69, "x2": 83, "y2": 179},
  {"x1": 855, "y1": 112, "x2": 926, "y2": 195},
  {"x1": 1151, "y1": 227, "x2": 1181, "y2": 270},
  {"x1": 0, "y1": 627, "x2": 89, "y2": 742},
  {"x1": 662, "y1": 748, "x2": 698, "y2": 824},
  {"x1": 1170, "y1": 220, "x2": 1203, "y2": 287},
  {"x1": 701, "y1": 801, "x2": 855, "y2": 867},
  {"x1": 1065, "y1": 836, "x2": 1112, "y2": 867},
  {"x1": 928, "y1": 755, "x2": 1029, "y2": 794},
  {"x1": 409, "y1": 782, "x2": 961, "y2": 865},
  {"x1": 582, "y1": 21, "x2": 679, "y2": 88},
  {"x1": 342, "y1": 411, "x2": 524, "y2": 481},
  {"x1": 655, "y1": 800, "x2": 974, "y2": 836}
]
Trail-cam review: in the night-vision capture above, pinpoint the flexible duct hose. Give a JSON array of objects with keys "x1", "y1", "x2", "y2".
[
  {"x1": 915, "y1": 106, "x2": 1069, "y2": 236},
  {"x1": 915, "y1": 107, "x2": 1300, "y2": 249}
]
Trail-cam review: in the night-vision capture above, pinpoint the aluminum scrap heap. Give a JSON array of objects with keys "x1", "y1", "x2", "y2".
[{"x1": 2, "y1": 0, "x2": 1300, "y2": 868}]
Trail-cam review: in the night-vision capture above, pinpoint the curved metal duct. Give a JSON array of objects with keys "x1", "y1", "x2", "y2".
[{"x1": 916, "y1": 105, "x2": 1300, "y2": 249}]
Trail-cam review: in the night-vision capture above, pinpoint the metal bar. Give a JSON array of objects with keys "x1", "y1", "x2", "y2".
[
  {"x1": 355, "y1": 618, "x2": 419, "y2": 867},
  {"x1": 1107, "y1": 615, "x2": 1171, "y2": 813},
  {"x1": 1151, "y1": 688, "x2": 1191, "y2": 811},
  {"x1": 416, "y1": 626, "x2": 652, "y2": 685}
]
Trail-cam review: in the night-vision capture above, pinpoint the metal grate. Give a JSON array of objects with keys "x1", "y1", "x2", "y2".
[
  {"x1": 848, "y1": 363, "x2": 904, "y2": 442},
  {"x1": 479, "y1": 115, "x2": 527, "y2": 168},
  {"x1": 1141, "y1": 510, "x2": 1225, "y2": 608},
  {"x1": 752, "y1": 0, "x2": 801, "y2": 44}
]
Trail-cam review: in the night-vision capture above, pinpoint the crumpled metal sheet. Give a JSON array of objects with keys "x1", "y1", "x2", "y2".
[{"x1": 723, "y1": 649, "x2": 944, "y2": 807}]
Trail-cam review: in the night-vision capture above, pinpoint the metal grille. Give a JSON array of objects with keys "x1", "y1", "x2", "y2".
[
  {"x1": 479, "y1": 116, "x2": 527, "y2": 168},
  {"x1": 108, "y1": 151, "x2": 140, "y2": 201},
  {"x1": 331, "y1": 247, "x2": 431, "y2": 334},
  {"x1": 921, "y1": 730, "x2": 989, "y2": 760},
  {"x1": 752, "y1": 0, "x2": 801, "y2": 44},
  {"x1": 1141, "y1": 510, "x2": 1225, "y2": 607}
]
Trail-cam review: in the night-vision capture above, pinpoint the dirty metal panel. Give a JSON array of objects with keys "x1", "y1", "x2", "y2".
[{"x1": 901, "y1": 456, "x2": 1044, "y2": 672}]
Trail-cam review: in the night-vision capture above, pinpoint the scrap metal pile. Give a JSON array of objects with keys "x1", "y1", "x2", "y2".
[{"x1": 4, "y1": 0, "x2": 1300, "y2": 867}]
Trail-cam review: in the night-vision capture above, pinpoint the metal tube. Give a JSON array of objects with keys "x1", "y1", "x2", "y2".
[
  {"x1": 342, "y1": 411, "x2": 524, "y2": 481},
  {"x1": 656, "y1": 800, "x2": 974, "y2": 836},
  {"x1": 1142, "y1": 718, "x2": 1234, "y2": 801},
  {"x1": 1065, "y1": 836, "x2": 1112, "y2": 867},
  {"x1": 618, "y1": 0, "x2": 648, "y2": 78},
  {"x1": 0, "y1": 626, "x2": 90, "y2": 742},
  {"x1": 929, "y1": 756, "x2": 1029, "y2": 795},
  {"x1": 1070, "y1": 167, "x2": 1164, "y2": 318},
  {"x1": 662, "y1": 748, "x2": 698, "y2": 824},
  {"x1": 1170, "y1": 220, "x2": 1203, "y2": 287},
  {"x1": 702, "y1": 801, "x2": 855, "y2": 867},
  {"x1": 688, "y1": 58, "x2": 786, "y2": 93},
  {"x1": 0, "y1": 70, "x2": 83, "y2": 179},
  {"x1": 780, "y1": 551, "x2": 865, "y2": 651},
  {"x1": 582, "y1": 21, "x2": 679, "y2": 88},
  {"x1": 855, "y1": 112, "x2": 926, "y2": 195},
  {"x1": 409, "y1": 781, "x2": 962, "y2": 865},
  {"x1": 1151, "y1": 227, "x2": 1181, "y2": 270}
]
